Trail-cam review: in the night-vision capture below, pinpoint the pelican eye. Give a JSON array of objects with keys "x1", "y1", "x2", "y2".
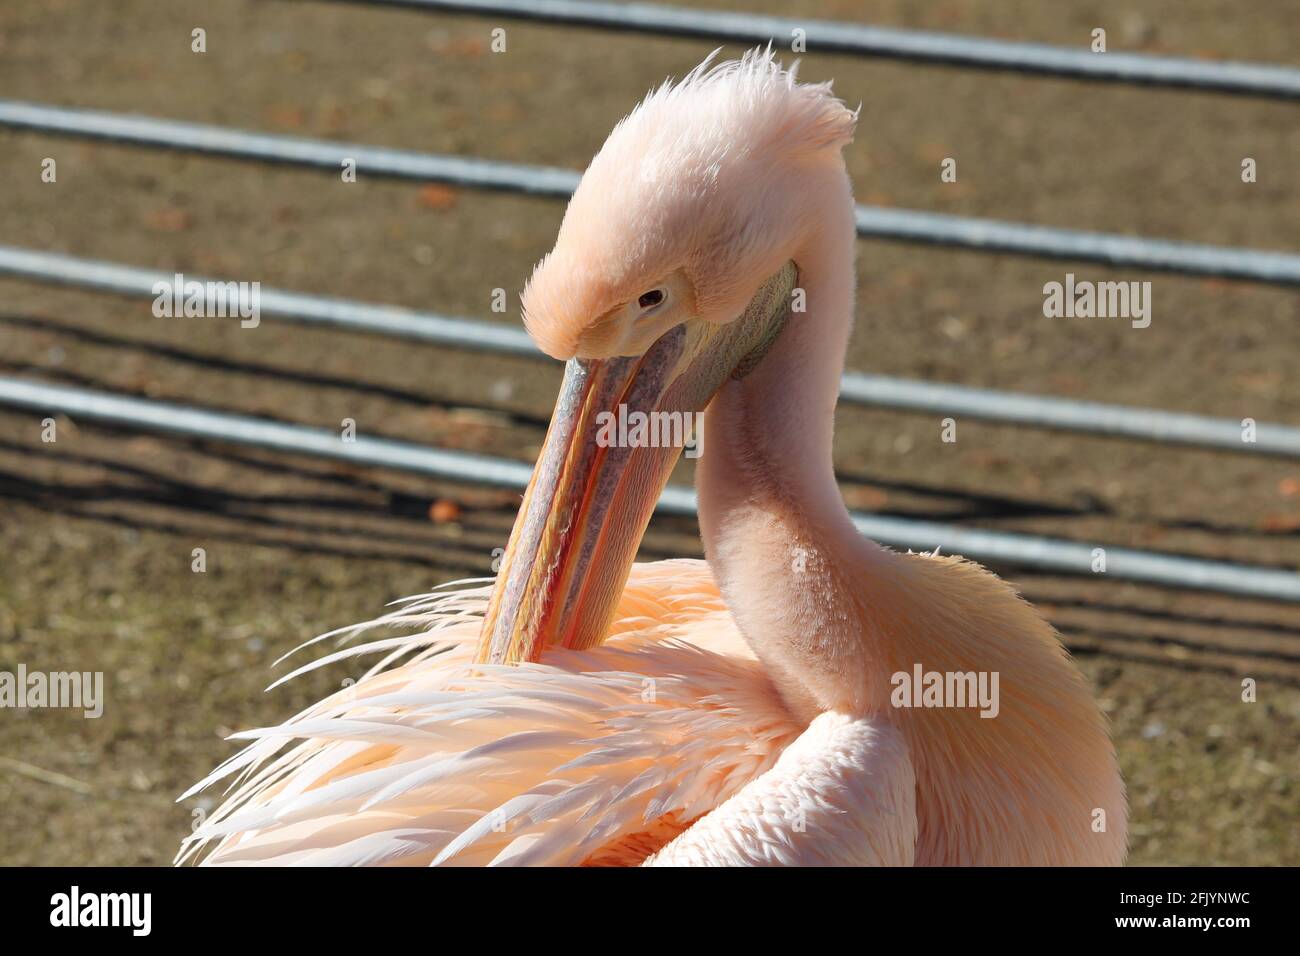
[{"x1": 638, "y1": 289, "x2": 665, "y2": 310}]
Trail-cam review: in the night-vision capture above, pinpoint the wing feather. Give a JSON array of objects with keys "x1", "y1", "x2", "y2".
[
  {"x1": 178, "y1": 560, "x2": 802, "y2": 867},
  {"x1": 646, "y1": 712, "x2": 917, "y2": 866}
]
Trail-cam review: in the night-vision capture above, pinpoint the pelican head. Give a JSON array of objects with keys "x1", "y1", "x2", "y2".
[{"x1": 478, "y1": 51, "x2": 856, "y2": 663}]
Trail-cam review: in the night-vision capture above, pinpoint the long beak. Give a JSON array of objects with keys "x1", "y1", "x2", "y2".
[{"x1": 477, "y1": 262, "x2": 798, "y2": 664}]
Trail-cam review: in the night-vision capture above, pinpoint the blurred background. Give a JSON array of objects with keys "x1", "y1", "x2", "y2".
[{"x1": 0, "y1": 0, "x2": 1296, "y2": 865}]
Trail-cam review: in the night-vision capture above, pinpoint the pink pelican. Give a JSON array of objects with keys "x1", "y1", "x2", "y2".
[{"x1": 180, "y1": 51, "x2": 1127, "y2": 866}]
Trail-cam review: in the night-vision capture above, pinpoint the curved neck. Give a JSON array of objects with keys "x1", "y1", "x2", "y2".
[
  {"x1": 697, "y1": 167, "x2": 886, "y2": 722},
  {"x1": 696, "y1": 169, "x2": 1128, "y2": 863}
]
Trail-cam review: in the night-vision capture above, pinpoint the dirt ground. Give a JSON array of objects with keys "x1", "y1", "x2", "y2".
[{"x1": 0, "y1": 0, "x2": 1297, "y2": 866}]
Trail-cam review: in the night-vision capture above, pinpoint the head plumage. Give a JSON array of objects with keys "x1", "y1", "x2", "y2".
[{"x1": 522, "y1": 48, "x2": 857, "y2": 359}]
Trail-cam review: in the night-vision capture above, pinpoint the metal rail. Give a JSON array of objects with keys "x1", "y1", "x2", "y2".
[
  {"x1": 319, "y1": 0, "x2": 1300, "y2": 100},
  {"x1": 5, "y1": 244, "x2": 1298, "y2": 457},
  {"x1": 4, "y1": 101, "x2": 1299, "y2": 285},
  {"x1": 2, "y1": 376, "x2": 1297, "y2": 602}
]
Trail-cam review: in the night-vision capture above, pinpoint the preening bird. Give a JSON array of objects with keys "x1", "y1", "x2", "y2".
[{"x1": 180, "y1": 50, "x2": 1127, "y2": 866}]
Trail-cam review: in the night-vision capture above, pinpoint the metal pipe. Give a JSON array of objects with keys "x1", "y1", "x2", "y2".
[
  {"x1": 4, "y1": 244, "x2": 1298, "y2": 456},
  {"x1": 331, "y1": 0, "x2": 1300, "y2": 99},
  {"x1": 2, "y1": 376, "x2": 1296, "y2": 602},
  {"x1": 3, "y1": 101, "x2": 1298, "y2": 285}
]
